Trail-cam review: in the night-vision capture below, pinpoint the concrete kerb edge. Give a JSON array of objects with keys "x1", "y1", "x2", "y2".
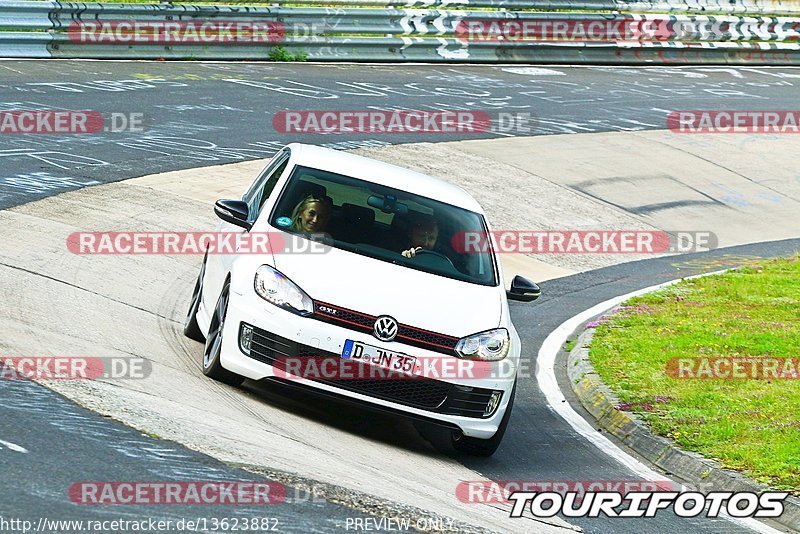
[
  {"x1": 236, "y1": 463, "x2": 580, "y2": 533},
  {"x1": 565, "y1": 310, "x2": 800, "y2": 532},
  {"x1": 231, "y1": 462, "x2": 504, "y2": 534}
]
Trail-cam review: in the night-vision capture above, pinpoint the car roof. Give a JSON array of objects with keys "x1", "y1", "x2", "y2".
[{"x1": 286, "y1": 143, "x2": 484, "y2": 213}]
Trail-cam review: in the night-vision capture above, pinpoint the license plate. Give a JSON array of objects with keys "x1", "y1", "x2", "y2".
[{"x1": 342, "y1": 340, "x2": 416, "y2": 374}]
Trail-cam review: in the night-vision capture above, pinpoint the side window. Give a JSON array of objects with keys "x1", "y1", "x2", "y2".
[
  {"x1": 244, "y1": 150, "x2": 289, "y2": 221},
  {"x1": 255, "y1": 158, "x2": 289, "y2": 214},
  {"x1": 243, "y1": 159, "x2": 277, "y2": 205}
]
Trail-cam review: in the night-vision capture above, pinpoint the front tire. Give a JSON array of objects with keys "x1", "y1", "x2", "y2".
[
  {"x1": 202, "y1": 281, "x2": 244, "y2": 387},
  {"x1": 451, "y1": 381, "x2": 516, "y2": 457}
]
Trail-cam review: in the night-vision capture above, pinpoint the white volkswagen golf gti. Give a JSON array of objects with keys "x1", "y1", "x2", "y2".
[{"x1": 184, "y1": 143, "x2": 540, "y2": 456}]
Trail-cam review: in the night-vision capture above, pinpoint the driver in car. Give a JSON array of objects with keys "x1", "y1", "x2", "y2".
[
  {"x1": 290, "y1": 194, "x2": 332, "y2": 234},
  {"x1": 401, "y1": 215, "x2": 439, "y2": 258}
]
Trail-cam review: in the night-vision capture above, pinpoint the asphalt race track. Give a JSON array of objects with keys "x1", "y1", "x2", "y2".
[
  {"x1": 0, "y1": 379, "x2": 375, "y2": 531},
  {"x1": 2, "y1": 61, "x2": 799, "y2": 209},
  {"x1": 1, "y1": 61, "x2": 799, "y2": 533}
]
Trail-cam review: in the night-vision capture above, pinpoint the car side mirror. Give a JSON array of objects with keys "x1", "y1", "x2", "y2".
[
  {"x1": 507, "y1": 275, "x2": 540, "y2": 302},
  {"x1": 214, "y1": 199, "x2": 252, "y2": 231}
]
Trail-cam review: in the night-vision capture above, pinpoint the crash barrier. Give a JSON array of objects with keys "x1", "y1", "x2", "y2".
[
  {"x1": 1, "y1": 0, "x2": 800, "y2": 62},
  {"x1": 12, "y1": 0, "x2": 800, "y2": 13}
]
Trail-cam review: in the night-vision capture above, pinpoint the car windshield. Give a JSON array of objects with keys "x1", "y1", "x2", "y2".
[{"x1": 269, "y1": 165, "x2": 497, "y2": 286}]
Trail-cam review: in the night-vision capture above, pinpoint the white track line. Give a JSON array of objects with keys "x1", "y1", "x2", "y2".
[
  {"x1": 0, "y1": 439, "x2": 29, "y2": 453},
  {"x1": 535, "y1": 270, "x2": 784, "y2": 534}
]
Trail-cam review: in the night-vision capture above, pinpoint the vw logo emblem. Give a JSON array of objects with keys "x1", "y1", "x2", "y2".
[{"x1": 373, "y1": 316, "x2": 398, "y2": 342}]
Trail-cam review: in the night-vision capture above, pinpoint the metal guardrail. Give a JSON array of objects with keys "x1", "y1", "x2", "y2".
[
  {"x1": 18, "y1": 0, "x2": 800, "y2": 14},
  {"x1": 1, "y1": 0, "x2": 800, "y2": 62},
  {"x1": 205, "y1": 0, "x2": 800, "y2": 14}
]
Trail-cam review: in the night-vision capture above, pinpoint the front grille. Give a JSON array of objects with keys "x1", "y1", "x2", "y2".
[
  {"x1": 248, "y1": 326, "x2": 449, "y2": 409},
  {"x1": 312, "y1": 301, "x2": 460, "y2": 355},
  {"x1": 242, "y1": 324, "x2": 497, "y2": 418}
]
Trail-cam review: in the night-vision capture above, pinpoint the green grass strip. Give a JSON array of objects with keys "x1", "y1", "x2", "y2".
[{"x1": 589, "y1": 255, "x2": 800, "y2": 492}]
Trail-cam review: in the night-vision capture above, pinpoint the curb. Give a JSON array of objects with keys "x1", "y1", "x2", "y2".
[
  {"x1": 236, "y1": 463, "x2": 580, "y2": 533},
  {"x1": 233, "y1": 463, "x2": 498, "y2": 534},
  {"x1": 566, "y1": 319, "x2": 800, "y2": 532}
]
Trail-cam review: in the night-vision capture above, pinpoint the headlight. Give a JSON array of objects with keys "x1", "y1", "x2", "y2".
[
  {"x1": 254, "y1": 265, "x2": 313, "y2": 316},
  {"x1": 455, "y1": 328, "x2": 510, "y2": 361}
]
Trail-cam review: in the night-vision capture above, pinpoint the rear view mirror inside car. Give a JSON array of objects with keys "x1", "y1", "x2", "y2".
[{"x1": 368, "y1": 194, "x2": 409, "y2": 216}]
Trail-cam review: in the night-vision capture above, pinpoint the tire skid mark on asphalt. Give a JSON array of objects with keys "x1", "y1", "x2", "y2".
[
  {"x1": 153, "y1": 263, "x2": 361, "y2": 452},
  {"x1": 0, "y1": 260, "x2": 179, "y2": 324},
  {"x1": 0, "y1": 261, "x2": 190, "y2": 383}
]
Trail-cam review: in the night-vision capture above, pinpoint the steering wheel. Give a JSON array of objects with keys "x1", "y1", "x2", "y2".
[{"x1": 415, "y1": 249, "x2": 456, "y2": 269}]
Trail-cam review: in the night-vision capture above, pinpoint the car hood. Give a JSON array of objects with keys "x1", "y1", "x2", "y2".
[{"x1": 273, "y1": 245, "x2": 501, "y2": 338}]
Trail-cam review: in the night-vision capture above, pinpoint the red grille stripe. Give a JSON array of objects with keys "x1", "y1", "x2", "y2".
[{"x1": 313, "y1": 300, "x2": 458, "y2": 353}]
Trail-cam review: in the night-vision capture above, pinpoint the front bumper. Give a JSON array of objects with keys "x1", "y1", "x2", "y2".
[{"x1": 219, "y1": 289, "x2": 518, "y2": 438}]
